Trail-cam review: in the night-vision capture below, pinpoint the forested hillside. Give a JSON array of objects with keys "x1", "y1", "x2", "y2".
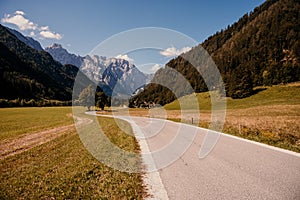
[
  {"x1": 130, "y1": 0, "x2": 300, "y2": 107},
  {"x1": 0, "y1": 24, "x2": 90, "y2": 105}
]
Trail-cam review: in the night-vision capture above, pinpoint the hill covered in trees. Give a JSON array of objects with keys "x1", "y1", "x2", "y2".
[
  {"x1": 0, "y1": 24, "x2": 92, "y2": 106},
  {"x1": 130, "y1": 0, "x2": 300, "y2": 107}
]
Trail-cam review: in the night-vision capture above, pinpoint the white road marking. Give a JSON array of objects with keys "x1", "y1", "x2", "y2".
[{"x1": 85, "y1": 112, "x2": 169, "y2": 199}]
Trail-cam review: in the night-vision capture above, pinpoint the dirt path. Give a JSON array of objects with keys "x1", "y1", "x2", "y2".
[
  {"x1": 0, "y1": 116, "x2": 91, "y2": 160},
  {"x1": 0, "y1": 124, "x2": 74, "y2": 160}
]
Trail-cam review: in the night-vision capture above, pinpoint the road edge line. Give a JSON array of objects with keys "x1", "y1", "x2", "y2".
[{"x1": 84, "y1": 112, "x2": 169, "y2": 200}]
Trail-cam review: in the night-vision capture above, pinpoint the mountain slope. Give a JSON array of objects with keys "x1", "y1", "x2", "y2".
[
  {"x1": 0, "y1": 24, "x2": 148, "y2": 104},
  {"x1": 81, "y1": 55, "x2": 150, "y2": 96},
  {"x1": 0, "y1": 24, "x2": 89, "y2": 101},
  {"x1": 130, "y1": 0, "x2": 300, "y2": 107},
  {"x1": 7, "y1": 28, "x2": 43, "y2": 51},
  {"x1": 45, "y1": 43, "x2": 83, "y2": 67},
  {"x1": 202, "y1": 0, "x2": 300, "y2": 89}
]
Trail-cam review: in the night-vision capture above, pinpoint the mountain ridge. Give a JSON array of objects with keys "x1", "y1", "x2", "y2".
[
  {"x1": 0, "y1": 25, "x2": 153, "y2": 104},
  {"x1": 45, "y1": 43, "x2": 84, "y2": 68},
  {"x1": 46, "y1": 43, "x2": 153, "y2": 97},
  {"x1": 0, "y1": 24, "x2": 91, "y2": 102},
  {"x1": 7, "y1": 27, "x2": 43, "y2": 51}
]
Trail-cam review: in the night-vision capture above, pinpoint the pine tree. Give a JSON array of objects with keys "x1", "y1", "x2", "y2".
[
  {"x1": 96, "y1": 91, "x2": 108, "y2": 110},
  {"x1": 78, "y1": 84, "x2": 95, "y2": 111},
  {"x1": 228, "y1": 67, "x2": 253, "y2": 98}
]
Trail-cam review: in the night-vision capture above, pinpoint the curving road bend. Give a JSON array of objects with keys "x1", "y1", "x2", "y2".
[{"x1": 87, "y1": 112, "x2": 300, "y2": 200}]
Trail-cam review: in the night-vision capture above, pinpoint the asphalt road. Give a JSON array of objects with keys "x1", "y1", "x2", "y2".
[
  {"x1": 85, "y1": 112, "x2": 300, "y2": 199},
  {"x1": 121, "y1": 116, "x2": 300, "y2": 200}
]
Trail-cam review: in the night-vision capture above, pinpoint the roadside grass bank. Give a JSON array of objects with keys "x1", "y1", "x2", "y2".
[
  {"x1": 167, "y1": 105, "x2": 300, "y2": 153},
  {"x1": 164, "y1": 83, "x2": 300, "y2": 153}
]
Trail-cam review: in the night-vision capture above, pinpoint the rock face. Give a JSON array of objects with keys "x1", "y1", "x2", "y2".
[
  {"x1": 45, "y1": 43, "x2": 84, "y2": 67},
  {"x1": 46, "y1": 44, "x2": 153, "y2": 96},
  {"x1": 81, "y1": 55, "x2": 151, "y2": 96}
]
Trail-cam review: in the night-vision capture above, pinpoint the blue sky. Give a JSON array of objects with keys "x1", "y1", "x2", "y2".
[{"x1": 0, "y1": 0, "x2": 265, "y2": 73}]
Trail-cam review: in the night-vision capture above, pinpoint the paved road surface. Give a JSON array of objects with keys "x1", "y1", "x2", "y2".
[
  {"x1": 120, "y1": 116, "x2": 300, "y2": 200},
  {"x1": 86, "y1": 112, "x2": 300, "y2": 199}
]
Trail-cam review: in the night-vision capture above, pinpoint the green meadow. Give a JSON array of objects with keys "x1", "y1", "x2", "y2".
[{"x1": 0, "y1": 108, "x2": 147, "y2": 199}]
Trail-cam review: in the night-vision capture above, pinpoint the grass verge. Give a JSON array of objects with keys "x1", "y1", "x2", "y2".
[{"x1": 163, "y1": 83, "x2": 300, "y2": 152}]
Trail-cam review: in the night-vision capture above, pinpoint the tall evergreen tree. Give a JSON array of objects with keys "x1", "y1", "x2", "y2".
[
  {"x1": 228, "y1": 67, "x2": 253, "y2": 98},
  {"x1": 78, "y1": 84, "x2": 95, "y2": 111},
  {"x1": 96, "y1": 91, "x2": 108, "y2": 110}
]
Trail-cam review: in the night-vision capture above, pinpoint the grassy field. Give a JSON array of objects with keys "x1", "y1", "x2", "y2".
[
  {"x1": 0, "y1": 108, "x2": 147, "y2": 199},
  {"x1": 0, "y1": 107, "x2": 74, "y2": 141},
  {"x1": 164, "y1": 82, "x2": 300, "y2": 110},
  {"x1": 121, "y1": 83, "x2": 300, "y2": 152},
  {"x1": 163, "y1": 83, "x2": 300, "y2": 152}
]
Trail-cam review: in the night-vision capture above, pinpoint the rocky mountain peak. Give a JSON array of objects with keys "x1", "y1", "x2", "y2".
[
  {"x1": 47, "y1": 43, "x2": 63, "y2": 49},
  {"x1": 45, "y1": 43, "x2": 83, "y2": 67}
]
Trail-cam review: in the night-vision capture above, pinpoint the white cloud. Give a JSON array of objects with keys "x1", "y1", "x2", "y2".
[
  {"x1": 116, "y1": 54, "x2": 134, "y2": 63},
  {"x1": 160, "y1": 46, "x2": 191, "y2": 57},
  {"x1": 1, "y1": 12, "x2": 37, "y2": 30},
  {"x1": 15, "y1": 11, "x2": 25, "y2": 15},
  {"x1": 1, "y1": 11, "x2": 62, "y2": 40},
  {"x1": 40, "y1": 30, "x2": 62, "y2": 40},
  {"x1": 40, "y1": 26, "x2": 49, "y2": 31},
  {"x1": 151, "y1": 64, "x2": 162, "y2": 72}
]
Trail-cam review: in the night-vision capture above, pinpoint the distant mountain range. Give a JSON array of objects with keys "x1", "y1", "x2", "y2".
[
  {"x1": 45, "y1": 43, "x2": 84, "y2": 67},
  {"x1": 1, "y1": 0, "x2": 299, "y2": 107},
  {"x1": 45, "y1": 43, "x2": 152, "y2": 96},
  {"x1": 0, "y1": 24, "x2": 152, "y2": 103},
  {"x1": 130, "y1": 0, "x2": 300, "y2": 107}
]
